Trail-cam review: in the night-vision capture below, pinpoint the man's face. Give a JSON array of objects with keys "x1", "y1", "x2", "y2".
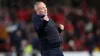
[{"x1": 36, "y1": 3, "x2": 47, "y2": 15}]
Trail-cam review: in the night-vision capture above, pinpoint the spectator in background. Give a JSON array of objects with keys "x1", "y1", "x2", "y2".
[
  {"x1": 64, "y1": 20, "x2": 74, "y2": 37},
  {"x1": 55, "y1": 7, "x2": 65, "y2": 25},
  {"x1": 74, "y1": 36, "x2": 85, "y2": 51},
  {"x1": 5, "y1": 17, "x2": 23, "y2": 56},
  {"x1": 48, "y1": 7, "x2": 57, "y2": 22},
  {"x1": 0, "y1": 19, "x2": 8, "y2": 52},
  {"x1": 85, "y1": 32, "x2": 96, "y2": 56},
  {"x1": 49, "y1": 6, "x2": 65, "y2": 25},
  {"x1": 17, "y1": 6, "x2": 31, "y2": 22},
  {"x1": 93, "y1": 29, "x2": 100, "y2": 52},
  {"x1": 76, "y1": 19, "x2": 85, "y2": 35},
  {"x1": 84, "y1": 20, "x2": 93, "y2": 33},
  {"x1": 67, "y1": 9, "x2": 77, "y2": 28},
  {"x1": 31, "y1": 32, "x2": 40, "y2": 50},
  {"x1": 87, "y1": 9, "x2": 97, "y2": 24},
  {"x1": 11, "y1": 30, "x2": 23, "y2": 56}
]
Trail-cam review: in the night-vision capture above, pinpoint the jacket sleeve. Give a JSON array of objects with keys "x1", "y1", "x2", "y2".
[{"x1": 57, "y1": 27, "x2": 63, "y2": 33}]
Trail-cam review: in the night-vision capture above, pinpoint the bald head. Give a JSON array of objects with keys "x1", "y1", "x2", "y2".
[
  {"x1": 34, "y1": 2, "x2": 47, "y2": 15},
  {"x1": 34, "y1": 2, "x2": 44, "y2": 10}
]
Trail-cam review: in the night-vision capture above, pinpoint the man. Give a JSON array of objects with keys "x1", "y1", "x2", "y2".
[{"x1": 32, "y1": 2, "x2": 64, "y2": 56}]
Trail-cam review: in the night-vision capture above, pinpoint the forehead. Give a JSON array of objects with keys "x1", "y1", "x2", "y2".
[{"x1": 37, "y1": 3, "x2": 46, "y2": 8}]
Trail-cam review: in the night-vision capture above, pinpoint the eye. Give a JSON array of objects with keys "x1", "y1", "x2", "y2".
[
  {"x1": 43, "y1": 7, "x2": 47, "y2": 9},
  {"x1": 39, "y1": 8, "x2": 44, "y2": 10}
]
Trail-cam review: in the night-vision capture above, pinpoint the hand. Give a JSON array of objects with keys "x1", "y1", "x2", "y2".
[
  {"x1": 59, "y1": 24, "x2": 64, "y2": 30},
  {"x1": 43, "y1": 16, "x2": 49, "y2": 21}
]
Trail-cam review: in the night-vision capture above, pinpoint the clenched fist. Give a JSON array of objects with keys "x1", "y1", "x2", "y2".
[
  {"x1": 59, "y1": 24, "x2": 64, "y2": 30},
  {"x1": 43, "y1": 16, "x2": 49, "y2": 21}
]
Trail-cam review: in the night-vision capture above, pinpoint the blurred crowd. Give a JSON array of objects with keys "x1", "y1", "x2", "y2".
[{"x1": 0, "y1": 0, "x2": 100, "y2": 56}]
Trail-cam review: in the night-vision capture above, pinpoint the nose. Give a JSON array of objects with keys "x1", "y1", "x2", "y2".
[{"x1": 44, "y1": 7, "x2": 47, "y2": 11}]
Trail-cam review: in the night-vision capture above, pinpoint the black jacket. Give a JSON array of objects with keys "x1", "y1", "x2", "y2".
[{"x1": 32, "y1": 14, "x2": 63, "y2": 50}]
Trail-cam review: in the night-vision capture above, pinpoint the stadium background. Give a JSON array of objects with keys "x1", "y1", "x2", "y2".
[{"x1": 0, "y1": 0, "x2": 100, "y2": 56}]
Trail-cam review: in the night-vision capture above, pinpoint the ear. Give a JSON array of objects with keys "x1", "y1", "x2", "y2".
[{"x1": 35, "y1": 8, "x2": 39, "y2": 13}]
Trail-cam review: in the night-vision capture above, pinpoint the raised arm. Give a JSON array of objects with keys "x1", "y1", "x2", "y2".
[{"x1": 32, "y1": 15, "x2": 49, "y2": 32}]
